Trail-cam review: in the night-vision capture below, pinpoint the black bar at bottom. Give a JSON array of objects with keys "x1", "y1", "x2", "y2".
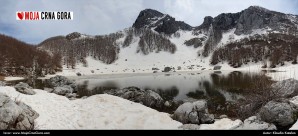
[{"x1": 0, "y1": 130, "x2": 297, "y2": 136}]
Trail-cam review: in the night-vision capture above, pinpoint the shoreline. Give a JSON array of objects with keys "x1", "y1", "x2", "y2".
[{"x1": 3, "y1": 62, "x2": 298, "y2": 82}]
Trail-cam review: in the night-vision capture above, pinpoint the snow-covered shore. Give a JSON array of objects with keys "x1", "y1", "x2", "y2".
[
  {"x1": 4, "y1": 76, "x2": 25, "y2": 81},
  {"x1": 39, "y1": 56, "x2": 298, "y2": 82},
  {"x1": 0, "y1": 86, "x2": 181, "y2": 129},
  {"x1": 1, "y1": 85, "x2": 298, "y2": 130}
]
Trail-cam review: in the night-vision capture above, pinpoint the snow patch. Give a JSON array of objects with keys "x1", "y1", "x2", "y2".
[
  {"x1": 199, "y1": 118, "x2": 243, "y2": 130},
  {"x1": 4, "y1": 77, "x2": 25, "y2": 81},
  {"x1": 0, "y1": 86, "x2": 182, "y2": 129}
]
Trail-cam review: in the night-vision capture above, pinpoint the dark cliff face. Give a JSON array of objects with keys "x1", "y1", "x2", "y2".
[
  {"x1": 196, "y1": 6, "x2": 298, "y2": 36},
  {"x1": 235, "y1": 6, "x2": 298, "y2": 35},
  {"x1": 195, "y1": 16, "x2": 213, "y2": 32},
  {"x1": 197, "y1": 6, "x2": 298, "y2": 56},
  {"x1": 132, "y1": 9, "x2": 164, "y2": 29},
  {"x1": 132, "y1": 9, "x2": 193, "y2": 35}
]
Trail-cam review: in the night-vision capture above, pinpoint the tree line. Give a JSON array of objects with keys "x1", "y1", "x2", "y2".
[
  {"x1": 0, "y1": 34, "x2": 62, "y2": 77},
  {"x1": 211, "y1": 33, "x2": 298, "y2": 68}
]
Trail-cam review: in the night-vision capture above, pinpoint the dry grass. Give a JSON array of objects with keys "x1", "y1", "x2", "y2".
[{"x1": 0, "y1": 75, "x2": 4, "y2": 81}]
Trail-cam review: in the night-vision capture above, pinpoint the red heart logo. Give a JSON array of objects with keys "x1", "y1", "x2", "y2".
[{"x1": 17, "y1": 12, "x2": 24, "y2": 20}]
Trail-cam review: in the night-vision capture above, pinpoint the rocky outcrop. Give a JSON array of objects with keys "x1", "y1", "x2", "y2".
[
  {"x1": 184, "y1": 37, "x2": 205, "y2": 48},
  {"x1": 132, "y1": 9, "x2": 192, "y2": 35},
  {"x1": 194, "y1": 16, "x2": 213, "y2": 33},
  {"x1": 235, "y1": 6, "x2": 297, "y2": 35},
  {"x1": 104, "y1": 87, "x2": 164, "y2": 108},
  {"x1": 14, "y1": 82, "x2": 35, "y2": 95},
  {"x1": 47, "y1": 75, "x2": 76, "y2": 89},
  {"x1": 198, "y1": 6, "x2": 298, "y2": 57},
  {"x1": 0, "y1": 93, "x2": 39, "y2": 130},
  {"x1": 236, "y1": 116, "x2": 276, "y2": 130},
  {"x1": 66, "y1": 32, "x2": 81, "y2": 40},
  {"x1": 196, "y1": 6, "x2": 298, "y2": 36},
  {"x1": 258, "y1": 99, "x2": 297, "y2": 127},
  {"x1": 47, "y1": 75, "x2": 77, "y2": 99},
  {"x1": 271, "y1": 78, "x2": 298, "y2": 97},
  {"x1": 173, "y1": 100, "x2": 214, "y2": 124}
]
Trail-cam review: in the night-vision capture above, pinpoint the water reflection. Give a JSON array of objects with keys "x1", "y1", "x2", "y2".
[{"x1": 7, "y1": 71, "x2": 272, "y2": 117}]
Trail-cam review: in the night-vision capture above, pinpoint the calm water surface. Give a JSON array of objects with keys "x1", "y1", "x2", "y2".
[{"x1": 7, "y1": 71, "x2": 273, "y2": 116}]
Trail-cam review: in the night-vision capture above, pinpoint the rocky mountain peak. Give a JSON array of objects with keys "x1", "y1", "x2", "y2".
[
  {"x1": 132, "y1": 9, "x2": 193, "y2": 35},
  {"x1": 246, "y1": 5, "x2": 270, "y2": 12},
  {"x1": 235, "y1": 5, "x2": 297, "y2": 35},
  {"x1": 195, "y1": 16, "x2": 213, "y2": 31},
  {"x1": 66, "y1": 32, "x2": 81, "y2": 40}
]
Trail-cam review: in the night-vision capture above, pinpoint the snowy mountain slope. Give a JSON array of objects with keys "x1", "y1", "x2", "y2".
[{"x1": 38, "y1": 6, "x2": 298, "y2": 76}]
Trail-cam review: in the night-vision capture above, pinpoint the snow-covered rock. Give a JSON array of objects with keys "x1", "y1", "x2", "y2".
[
  {"x1": 0, "y1": 93, "x2": 39, "y2": 130},
  {"x1": 47, "y1": 76, "x2": 77, "y2": 97},
  {"x1": 0, "y1": 86, "x2": 182, "y2": 129},
  {"x1": 236, "y1": 116, "x2": 276, "y2": 130},
  {"x1": 105, "y1": 87, "x2": 164, "y2": 108},
  {"x1": 0, "y1": 81, "x2": 5, "y2": 86},
  {"x1": 53, "y1": 85, "x2": 74, "y2": 95},
  {"x1": 199, "y1": 118, "x2": 243, "y2": 130},
  {"x1": 290, "y1": 96, "x2": 298, "y2": 107},
  {"x1": 173, "y1": 100, "x2": 214, "y2": 124},
  {"x1": 14, "y1": 82, "x2": 35, "y2": 95},
  {"x1": 47, "y1": 75, "x2": 76, "y2": 88},
  {"x1": 259, "y1": 99, "x2": 296, "y2": 127},
  {"x1": 271, "y1": 78, "x2": 298, "y2": 97}
]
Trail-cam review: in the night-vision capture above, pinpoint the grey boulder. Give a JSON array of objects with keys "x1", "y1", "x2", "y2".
[
  {"x1": 259, "y1": 99, "x2": 297, "y2": 127},
  {"x1": 173, "y1": 100, "x2": 214, "y2": 124},
  {"x1": 105, "y1": 87, "x2": 164, "y2": 108},
  {"x1": 14, "y1": 82, "x2": 35, "y2": 95},
  {"x1": 47, "y1": 75, "x2": 75, "y2": 88},
  {"x1": 0, "y1": 93, "x2": 39, "y2": 130},
  {"x1": 236, "y1": 116, "x2": 276, "y2": 130},
  {"x1": 47, "y1": 75, "x2": 77, "y2": 94},
  {"x1": 271, "y1": 78, "x2": 298, "y2": 97},
  {"x1": 53, "y1": 85, "x2": 74, "y2": 95}
]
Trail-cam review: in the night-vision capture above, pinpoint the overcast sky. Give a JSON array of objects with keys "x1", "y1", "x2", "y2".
[{"x1": 0, "y1": 0, "x2": 297, "y2": 44}]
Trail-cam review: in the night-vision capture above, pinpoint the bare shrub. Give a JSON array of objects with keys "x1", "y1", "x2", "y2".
[{"x1": 235, "y1": 74, "x2": 278, "y2": 120}]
